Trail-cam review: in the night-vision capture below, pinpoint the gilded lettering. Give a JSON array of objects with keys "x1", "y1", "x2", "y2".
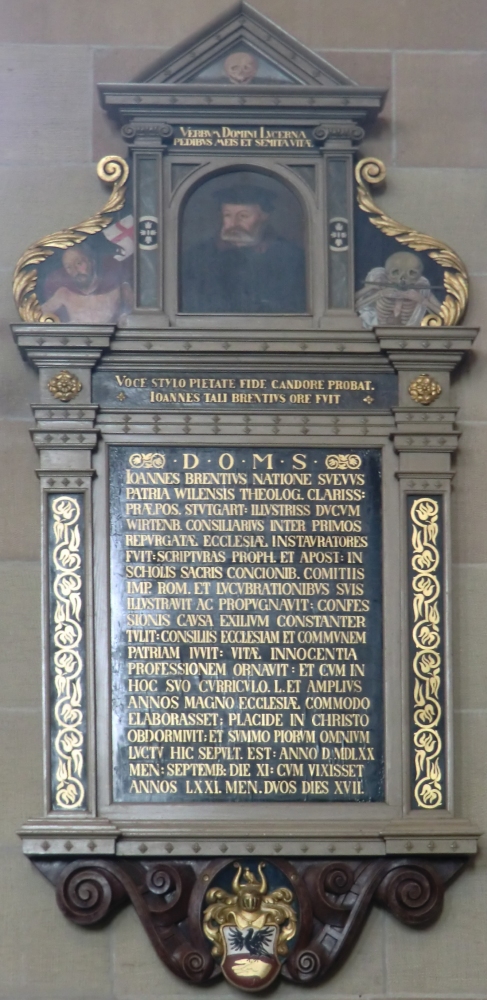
[{"x1": 110, "y1": 445, "x2": 383, "y2": 803}]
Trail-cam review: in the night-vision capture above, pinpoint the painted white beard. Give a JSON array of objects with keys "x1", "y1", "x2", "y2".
[{"x1": 220, "y1": 228, "x2": 261, "y2": 246}]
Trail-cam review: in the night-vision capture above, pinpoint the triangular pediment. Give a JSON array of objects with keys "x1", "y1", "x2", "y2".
[{"x1": 135, "y1": 2, "x2": 357, "y2": 88}]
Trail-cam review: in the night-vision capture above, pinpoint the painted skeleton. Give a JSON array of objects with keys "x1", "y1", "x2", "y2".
[{"x1": 356, "y1": 251, "x2": 442, "y2": 328}]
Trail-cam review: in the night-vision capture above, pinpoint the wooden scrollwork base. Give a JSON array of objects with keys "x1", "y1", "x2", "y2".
[{"x1": 34, "y1": 856, "x2": 465, "y2": 989}]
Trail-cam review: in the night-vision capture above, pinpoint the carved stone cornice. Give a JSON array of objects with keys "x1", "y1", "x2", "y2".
[
  {"x1": 391, "y1": 404, "x2": 460, "y2": 455},
  {"x1": 32, "y1": 404, "x2": 99, "y2": 429},
  {"x1": 375, "y1": 326, "x2": 478, "y2": 372},
  {"x1": 35, "y1": 471, "x2": 96, "y2": 489},
  {"x1": 100, "y1": 84, "x2": 386, "y2": 123},
  {"x1": 20, "y1": 818, "x2": 118, "y2": 856},
  {"x1": 31, "y1": 400, "x2": 100, "y2": 457},
  {"x1": 31, "y1": 430, "x2": 99, "y2": 452},
  {"x1": 96, "y1": 408, "x2": 393, "y2": 440},
  {"x1": 106, "y1": 330, "x2": 379, "y2": 352},
  {"x1": 393, "y1": 406, "x2": 457, "y2": 429},
  {"x1": 19, "y1": 816, "x2": 480, "y2": 859},
  {"x1": 392, "y1": 431, "x2": 460, "y2": 454},
  {"x1": 11, "y1": 324, "x2": 115, "y2": 369}
]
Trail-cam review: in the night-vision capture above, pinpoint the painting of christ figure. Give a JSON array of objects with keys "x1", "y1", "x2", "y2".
[{"x1": 37, "y1": 213, "x2": 134, "y2": 324}]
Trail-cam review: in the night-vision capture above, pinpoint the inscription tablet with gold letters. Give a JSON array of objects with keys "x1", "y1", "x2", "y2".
[{"x1": 109, "y1": 445, "x2": 384, "y2": 803}]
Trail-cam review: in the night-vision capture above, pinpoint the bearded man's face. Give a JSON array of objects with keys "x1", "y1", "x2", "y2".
[
  {"x1": 220, "y1": 203, "x2": 268, "y2": 246},
  {"x1": 62, "y1": 249, "x2": 95, "y2": 289}
]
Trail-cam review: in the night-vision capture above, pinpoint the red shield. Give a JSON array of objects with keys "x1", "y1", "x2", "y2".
[{"x1": 221, "y1": 924, "x2": 280, "y2": 992}]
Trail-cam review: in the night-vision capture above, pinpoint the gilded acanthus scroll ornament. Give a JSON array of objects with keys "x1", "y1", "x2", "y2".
[
  {"x1": 12, "y1": 155, "x2": 129, "y2": 323},
  {"x1": 51, "y1": 496, "x2": 85, "y2": 809},
  {"x1": 410, "y1": 497, "x2": 443, "y2": 809},
  {"x1": 355, "y1": 158, "x2": 468, "y2": 327}
]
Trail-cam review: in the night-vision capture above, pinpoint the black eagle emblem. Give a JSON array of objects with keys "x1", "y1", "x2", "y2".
[{"x1": 228, "y1": 926, "x2": 274, "y2": 956}]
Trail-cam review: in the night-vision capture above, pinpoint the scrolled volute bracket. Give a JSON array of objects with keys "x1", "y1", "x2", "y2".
[
  {"x1": 12, "y1": 156, "x2": 129, "y2": 324},
  {"x1": 313, "y1": 122, "x2": 365, "y2": 147},
  {"x1": 355, "y1": 157, "x2": 469, "y2": 328},
  {"x1": 121, "y1": 121, "x2": 174, "y2": 148},
  {"x1": 33, "y1": 854, "x2": 465, "y2": 993}
]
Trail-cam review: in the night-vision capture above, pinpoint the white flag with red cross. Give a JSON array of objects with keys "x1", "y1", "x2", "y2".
[{"x1": 103, "y1": 215, "x2": 135, "y2": 260}]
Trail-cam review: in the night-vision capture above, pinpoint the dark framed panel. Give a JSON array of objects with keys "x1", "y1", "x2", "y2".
[
  {"x1": 164, "y1": 157, "x2": 326, "y2": 328},
  {"x1": 88, "y1": 421, "x2": 404, "y2": 835},
  {"x1": 178, "y1": 170, "x2": 308, "y2": 315},
  {"x1": 107, "y1": 444, "x2": 384, "y2": 806}
]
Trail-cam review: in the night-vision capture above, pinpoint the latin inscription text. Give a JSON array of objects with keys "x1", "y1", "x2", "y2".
[{"x1": 110, "y1": 446, "x2": 384, "y2": 802}]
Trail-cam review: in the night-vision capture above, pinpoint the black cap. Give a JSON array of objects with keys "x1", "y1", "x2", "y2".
[{"x1": 213, "y1": 184, "x2": 275, "y2": 212}]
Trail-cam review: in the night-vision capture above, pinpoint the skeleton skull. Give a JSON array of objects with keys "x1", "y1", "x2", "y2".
[
  {"x1": 356, "y1": 250, "x2": 442, "y2": 328},
  {"x1": 385, "y1": 251, "x2": 424, "y2": 289}
]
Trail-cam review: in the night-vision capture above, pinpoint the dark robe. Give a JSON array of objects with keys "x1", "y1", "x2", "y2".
[{"x1": 181, "y1": 234, "x2": 306, "y2": 314}]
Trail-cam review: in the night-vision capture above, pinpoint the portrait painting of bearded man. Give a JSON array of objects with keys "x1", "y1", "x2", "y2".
[
  {"x1": 180, "y1": 177, "x2": 306, "y2": 314},
  {"x1": 39, "y1": 244, "x2": 133, "y2": 324}
]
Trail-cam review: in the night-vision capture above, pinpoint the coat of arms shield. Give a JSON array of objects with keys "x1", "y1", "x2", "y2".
[
  {"x1": 202, "y1": 862, "x2": 297, "y2": 993},
  {"x1": 221, "y1": 923, "x2": 280, "y2": 990}
]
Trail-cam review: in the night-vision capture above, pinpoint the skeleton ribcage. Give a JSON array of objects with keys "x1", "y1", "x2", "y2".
[{"x1": 376, "y1": 291, "x2": 419, "y2": 326}]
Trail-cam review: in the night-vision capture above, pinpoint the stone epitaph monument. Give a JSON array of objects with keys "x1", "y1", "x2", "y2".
[{"x1": 12, "y1": 3, "x2": 479, "y2": 989}]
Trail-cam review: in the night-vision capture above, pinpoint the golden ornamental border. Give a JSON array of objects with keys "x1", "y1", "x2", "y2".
[
  {"x1": 13, "y1": 155, "x2": 129, "y2": 323},
  {"x1": 410, "y1": 497, "x2": 443, "y2": 810},
  {"x1": 51, "y1": 495, "x2": 85, "y2": 810},
  {"x1": 355, "y1": 158, "x2": 468, "y2": 327}
]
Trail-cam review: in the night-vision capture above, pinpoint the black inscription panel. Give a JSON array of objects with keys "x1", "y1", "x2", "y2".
[
  {"x1": 94, "y1": 370, "x2": 397, "y2": 410},
  {"x1": 172, "y1": 125, "x2": 316, "y2": 150},
  {"x1": 109, "y1": 446, "x2": 384, "y2": 803}
]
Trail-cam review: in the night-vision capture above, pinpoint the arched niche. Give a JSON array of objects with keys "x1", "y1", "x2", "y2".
[
  {"x1": 164, "y1": 159, "x2": 319, "y2": 323},
  {"x1": 178, "y1": 166, "x2": 308, "y2": 315}
]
